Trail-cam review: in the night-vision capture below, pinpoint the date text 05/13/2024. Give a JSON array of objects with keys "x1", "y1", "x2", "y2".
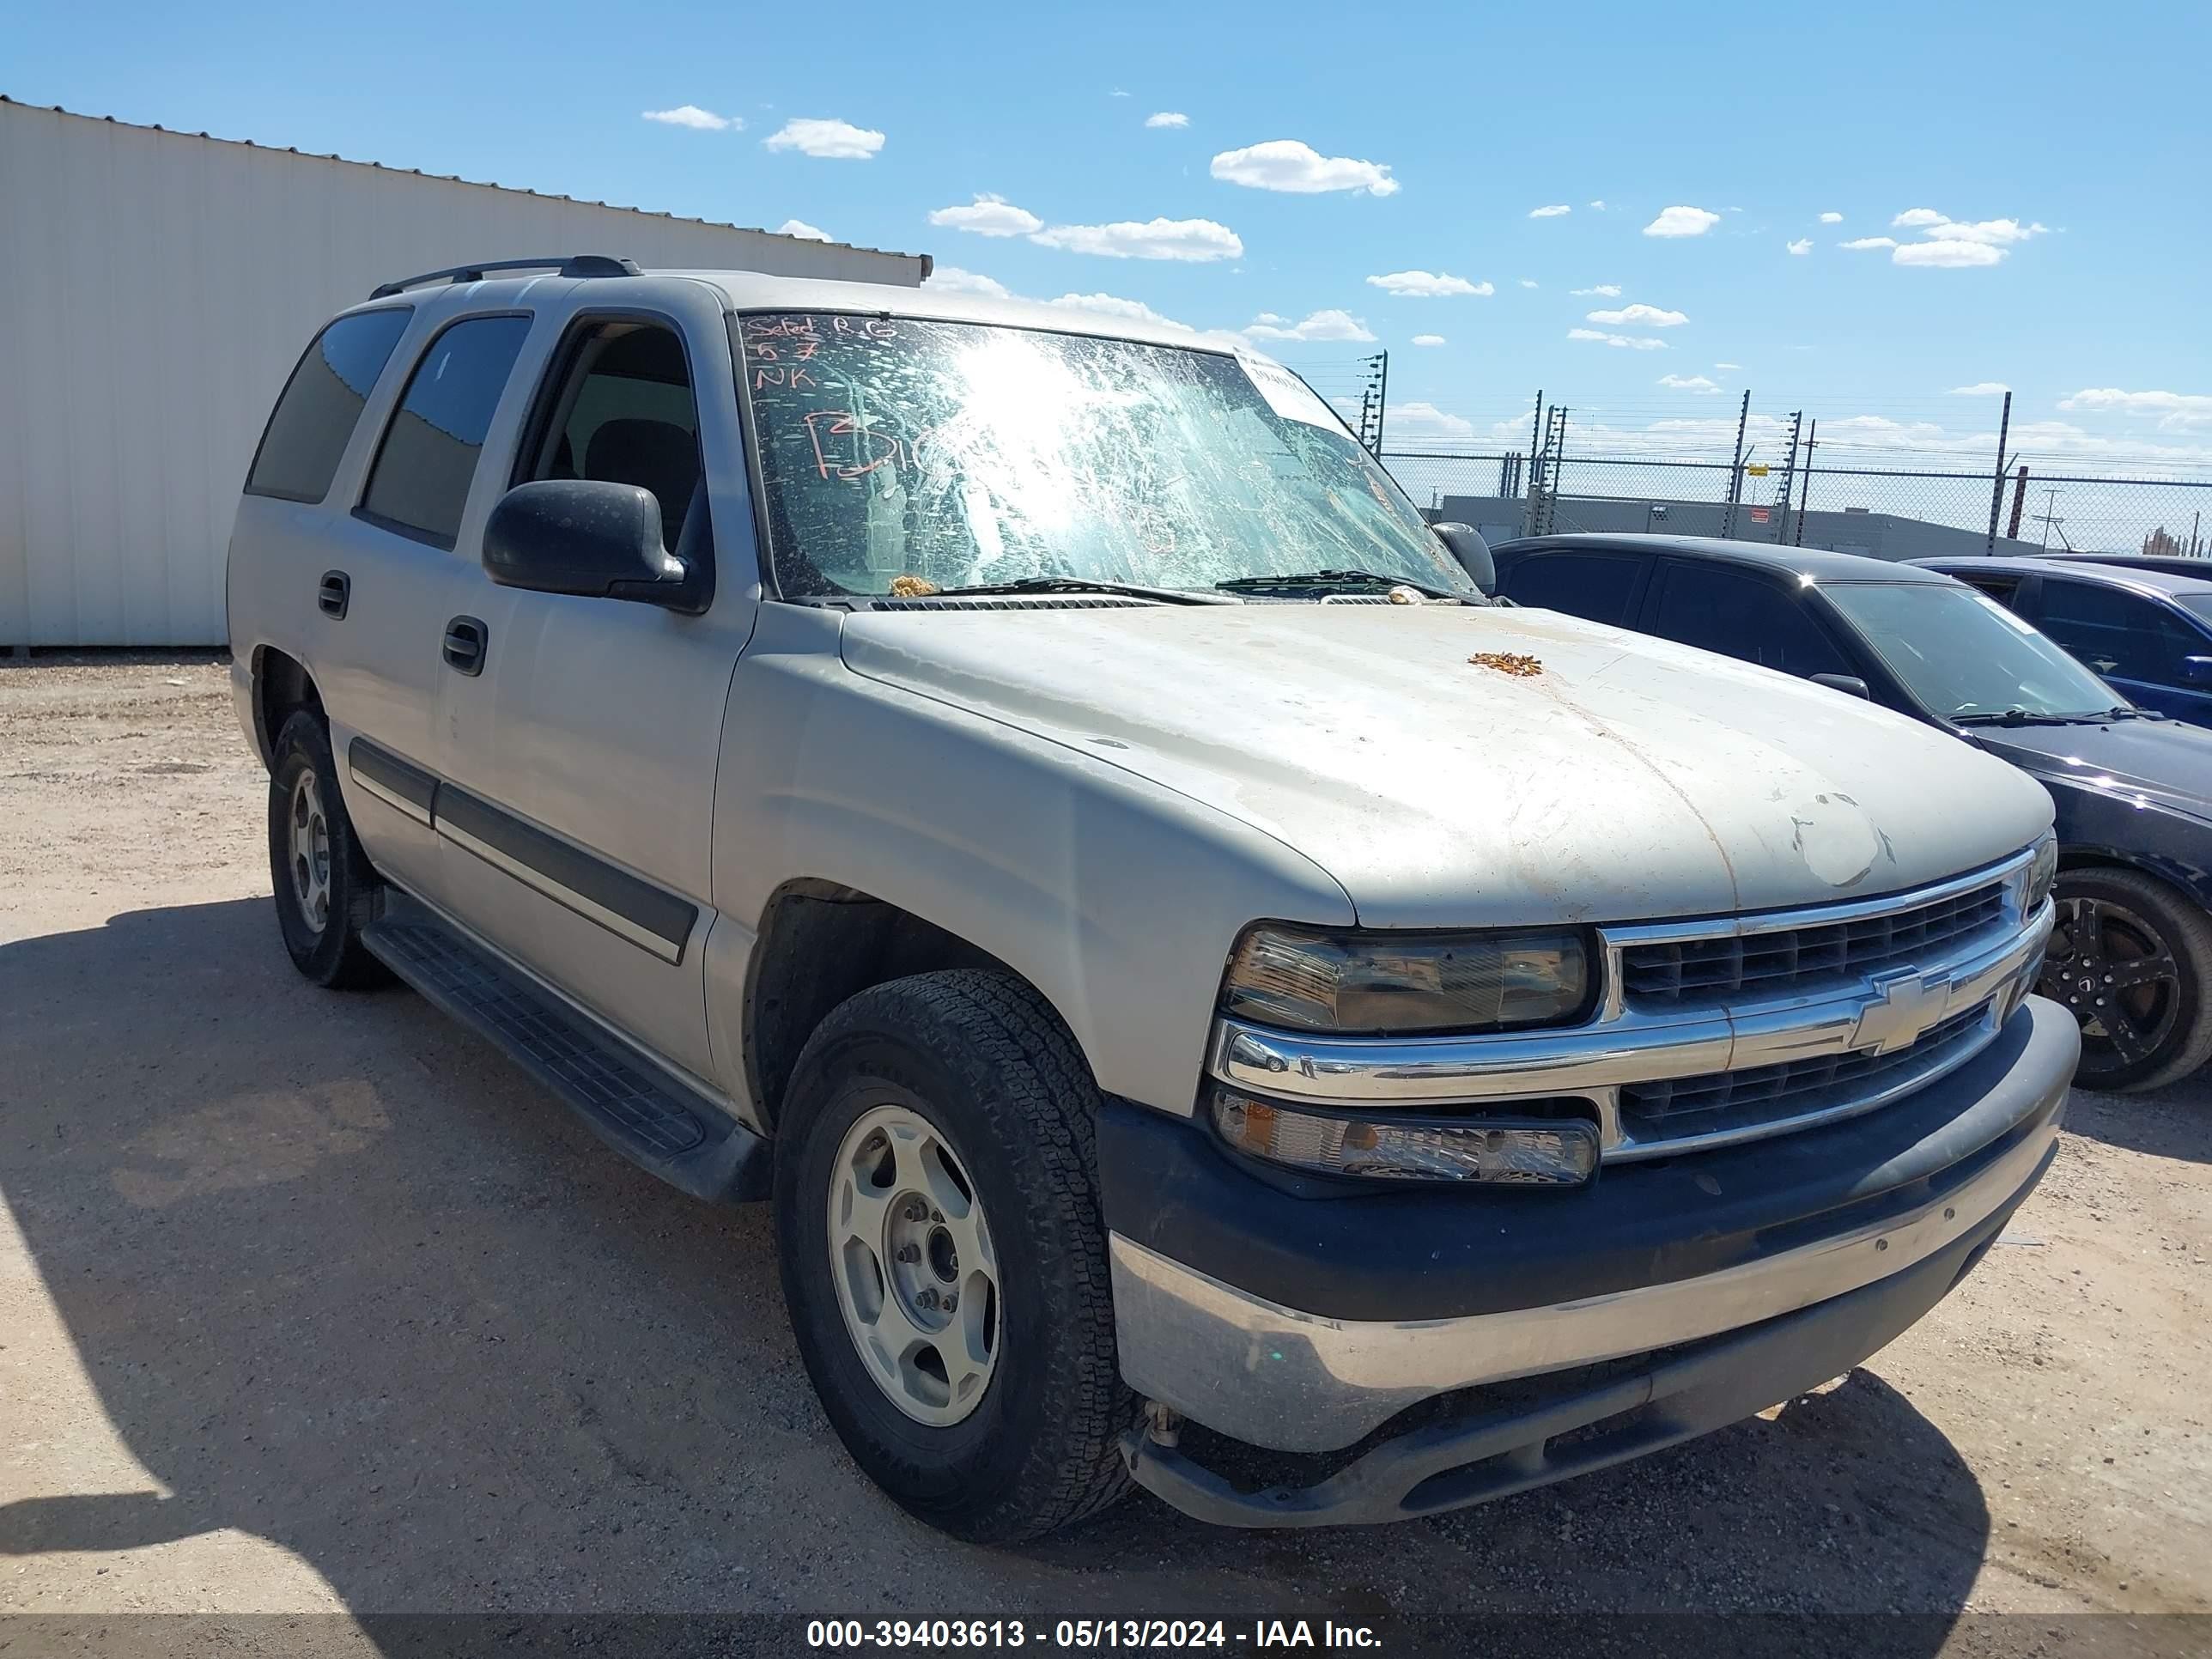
[{"x1": 805, "y1": 1619, "x2": 1383, "y2": 1650}]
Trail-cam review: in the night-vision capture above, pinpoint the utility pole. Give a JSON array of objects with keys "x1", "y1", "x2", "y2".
[
  {"x1": 2037, "y1": 488, "x2": 2064, "y2": 552},
  {"x1": 1523, "y1": 390, "x2": 1546, "y2": 536},
  {"x1": 1772, "y1": 410, "x2": 1804, "y2": 542},
  {"x1": 1723, "y1": 389, "x2": 1751, "y2": 538},
  {"x1": 2007, "y1": 465, "x2": 2030, "y2": 541},
  {"x1": 1984, "y1": 391, "x2": 2014, "y2": 553},
  {"x1": 1793, "y1": 421, "x2": 1818, "y2": 546}
]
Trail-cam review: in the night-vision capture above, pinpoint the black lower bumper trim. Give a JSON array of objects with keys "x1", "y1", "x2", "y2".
[{"x1": 1119, "y1": 1165, "x2": 2043, "y2": 1527}]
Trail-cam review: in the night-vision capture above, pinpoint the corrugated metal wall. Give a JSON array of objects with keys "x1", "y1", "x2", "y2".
[{"x1": 0, "y1": 100, "x2": 928, "y2": 647}]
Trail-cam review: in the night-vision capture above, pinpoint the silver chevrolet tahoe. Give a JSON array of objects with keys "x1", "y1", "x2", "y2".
[{"x1": 227, "y1": 256, "x2": 2077, "y2": 1540}]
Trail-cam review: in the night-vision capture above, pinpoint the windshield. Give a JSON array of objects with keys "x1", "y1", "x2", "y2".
[
  {"x1": 738, "y1": 313, "x2": 1473, "y2": 599},
  {"x1": 1819, "y1": 580, "x2": 2124, "y2": 720}
]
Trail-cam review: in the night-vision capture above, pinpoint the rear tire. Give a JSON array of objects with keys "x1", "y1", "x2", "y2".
[
  {"x1": 2041, "y1": 866, "x2": 2212, "y2": 1093},
  {"x1": 267, "y1": 711, "x2": 389, "y2": 989},
  {"x1": 775, "y1": 969, "x2": 1136, "y2": 1542}
]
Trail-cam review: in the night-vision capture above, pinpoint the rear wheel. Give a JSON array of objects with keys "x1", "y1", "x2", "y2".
[
  {"x1": 267, "y1": 712, "x2": 389, "y2": 988},
  {"x1": 2040, "y1": 866, "x2": 2212, "y2": 1093},
  {"x1": 775, "y1": 969, "x2": 1136, "y2": 1542}
]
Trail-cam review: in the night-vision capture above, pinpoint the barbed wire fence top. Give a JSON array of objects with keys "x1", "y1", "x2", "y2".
[{"x1": 1370, "y1": 388, "x2": 2211, "y2": 556}]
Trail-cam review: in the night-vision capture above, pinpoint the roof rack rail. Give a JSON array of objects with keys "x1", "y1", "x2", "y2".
[{"x1": 369, "y1": 254, "x2": 641, "y2": 299}]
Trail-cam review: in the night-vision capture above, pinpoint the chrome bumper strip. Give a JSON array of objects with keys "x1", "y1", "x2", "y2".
[{"x1": 1110, "y1": 1095, "x2": 2060, "y2": 1453}]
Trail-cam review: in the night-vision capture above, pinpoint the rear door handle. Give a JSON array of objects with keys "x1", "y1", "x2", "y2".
[
  {"x1": 443, "y1": 616, "x2": 488, "y2": 677},
  {"x1": 318, "y1": 570, "x2": 350, "y2": 619}
]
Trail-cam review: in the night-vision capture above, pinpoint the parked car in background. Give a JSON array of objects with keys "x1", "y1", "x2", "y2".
[
  {"x1": 1917, "y1": 556, "x2": 2212, "y2": 728},
  {"x1": 1493, "y1": 534, "x2": 2212, "y2": 1092},
  {"x1": 227, "y1": 266, "x2": 2076, "y2": 1540},
  {"x1": 2033, "y1": 552, "x2": 2212, "y2": 581}
]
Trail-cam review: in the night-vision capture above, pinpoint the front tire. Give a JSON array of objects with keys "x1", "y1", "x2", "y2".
[
  {"x1": 775, "y1": 969, "x2": 1136, "y2": 1542},
  {"x1": 267, "y1": 711, "x2": 389, "y2": 988},
  {"x1": 2041, "y1": 866, "x2": 2212, "y2": 1093}
]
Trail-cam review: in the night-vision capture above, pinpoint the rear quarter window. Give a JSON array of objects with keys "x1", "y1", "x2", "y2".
[
  {"x1": 245, "y1": 308, "x2": 414, "y2": 503},
  {"x1": 359, "y1": 314, "x2": 534, "y2": 548}
]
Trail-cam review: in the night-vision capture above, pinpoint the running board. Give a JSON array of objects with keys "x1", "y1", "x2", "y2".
[{"x1": 362, "y1": 903, "x2": 770, "y2": 1203}]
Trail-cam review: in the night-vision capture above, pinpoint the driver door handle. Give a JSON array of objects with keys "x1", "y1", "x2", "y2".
[{"x1": 443, "y1": 616, "x2": 488, "y2": 677}]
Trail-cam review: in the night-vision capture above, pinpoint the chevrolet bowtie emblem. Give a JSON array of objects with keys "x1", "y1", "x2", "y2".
[{"x1": 1851, "y1": 969, "x2": 1948, "y2": 1055}]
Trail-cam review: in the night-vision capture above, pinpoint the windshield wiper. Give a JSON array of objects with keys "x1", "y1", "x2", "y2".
[
  {"x1": 924, "y1": 575, "x2": 1228, "y2": 605},
  {"x1": 1214, "y1": 568, "x2": 1460, "y2": 599},
  {"x1": 1954, "y1": 708, "x2": 2104, "y2": 727}
]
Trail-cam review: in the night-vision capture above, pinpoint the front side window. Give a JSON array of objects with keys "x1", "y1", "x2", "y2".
[
  {"x1": 1820, "y1": 581, "x2": 2122, "y2": 720},
  {"x1": 1502, "y1": 551, "x2": 1645, "y2": 625},
  {"x1": 2036, "y1": 579, "x2": 2200, "y2": 684},
  {"x1": 739, "y1": 313, "x2": 1471, "y2": 599},
  {"x1": 520, "y1": 319, "x2": 703, "y2": 550},
  {"x1": 1650, "y1": 563, "x2": 1851, "y2": 678},
  {"x1": 245, "y1": 307, "x2": 413, "y2": 502},
  {"x1": 360, "y1": 314, "x2": 533, "y2": 547}
]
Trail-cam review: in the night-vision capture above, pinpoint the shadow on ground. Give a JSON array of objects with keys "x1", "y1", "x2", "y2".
[{"x1": 0, "y1": 899, "x2": 2002, "y2": 1650}]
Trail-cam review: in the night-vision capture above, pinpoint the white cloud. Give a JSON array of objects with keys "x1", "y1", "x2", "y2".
[
  {"x1": 1586, "y1": 303, "x2": 1687, "y2": 326},
  {"x1": 1030, "y1": 216, "x2": 1243, "y2": 261},
  {"x1": 1519, "y1": 278, "x2": 1538, "y2": 289},
  {"x1": 1244, "y1": 308, "x2": 1376, "y2": 343},
  {"x1": 1388, "y1": 401, "x2": 1476, "y2": 441},
  {"x1": 1644, "y1": 205, "x2": 1721, "y2": 238},
  {"x1": 1570, "y1": 283, "x2": 1622, "y2": 297},
  {"x1": 927, "y1": 193, "x2": 1043, "y2": 237},
  {"x1": 1658, "y1": 374, "x2": 1722, "y2": 392},
  {"x1": 1819, "y1": 210, "x2": 1844, "y2": 224},
  {"x1": 1892, "y1": 209, "x2": 2046, "y2": 245},
  {"x1": 1839, "y1": 236, "x2": 1898, "y2": 251},
  {"x1": 1410, "y1": 334, "x2": 1446, "y2": 347},
  {"x1": 1569, "y1": 327, "x2": 1667, "y2": 350},
  {"x1": 1893, "y1": 239, "x2": 2005, "y2": 268},
  {"x1": 1947, "y1": 382, "x2": 2011, "y2": 396},
  {"x1": 1047, "y1": 292, "x2": 1184, "y2": 327},
  {"x1": 642, "y1": 105, "x2": 739, "y2": 131},
  {"x1": 1786, "y1": 238, "x2": 1812, "y2": 256},
  {"x1": 1364, "y1": 270, "x2": 1492, "y2": 297},
  {"x1": 1145, "y1": 111, "x2": 1188, "y2": 129},
  {"x1": 1109, "y1": 88, "x2": 1131, "y2": 97},
  {"x1": 763, "y1": 118, "x2": 884, "y2": 160},
  {"x1": 1715, "y1": 362, "x2": 1741, "y2": 369},
  {"x1": 1589, "y1": 199, "x2": 1607, "y2": 210},
  {"x1": 923, "y1": 266, "x2": 1012, "y2": 298},
  {"x1": 1210, "y1": 138, "x2": 1399, "y2": 196},
  {"x1": 2058, "y1": 387, "x2": 2212, "y2": 429},
  {"x1": 776, "y1": 219, "x2": 831, "y2": 241},
  {"x1": 1528, "y1": 204, "x2": 1571, "y2": 218}
]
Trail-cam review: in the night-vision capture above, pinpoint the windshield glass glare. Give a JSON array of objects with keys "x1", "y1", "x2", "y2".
[
  {"x1": 1819, "y1": 580, "x2": 2124, "y2": 720},
  {"x1": 739, "y1": 313, "x2": 1472, "y2": 599}
]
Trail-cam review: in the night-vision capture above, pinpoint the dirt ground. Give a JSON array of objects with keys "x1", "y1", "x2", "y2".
[{"x1": 3, "y1": 654, "x2": 2209, "y2": 1657}]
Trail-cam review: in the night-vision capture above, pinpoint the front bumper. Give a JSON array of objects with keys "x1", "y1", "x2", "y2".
[{"x1": 1100, "y1": 994, "x2": 2075, "y2": 1522}]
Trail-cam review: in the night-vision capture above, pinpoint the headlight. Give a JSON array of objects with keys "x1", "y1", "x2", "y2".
[
  {"x1": 1212, "y1": 1090, "x2": 1599, "y2": 1185},
  {"x1": 2025, "y1": 832, "x2": 2058, "y2": 912},
  {"x1": 1220, "y1": 924, "x2": 1593, "y2": 1035}
]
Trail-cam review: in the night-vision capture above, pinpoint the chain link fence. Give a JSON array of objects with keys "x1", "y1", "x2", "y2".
[{"x1": 1383, "y1": 450, "x2": 2212, "y2": 559}]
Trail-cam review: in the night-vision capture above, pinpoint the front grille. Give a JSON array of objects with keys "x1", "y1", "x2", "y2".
[
  {"x1": 1619, "y1": 1004, "x2": 1991, "y2": 1144},
  {"x1": 1620, "y1": 881, "x2": 2007, "y2": 1006}
]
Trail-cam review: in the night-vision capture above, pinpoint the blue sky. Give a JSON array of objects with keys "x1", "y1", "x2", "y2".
[{"x1": 11, "y1": 0, "x2": 2209, "y2": 474}]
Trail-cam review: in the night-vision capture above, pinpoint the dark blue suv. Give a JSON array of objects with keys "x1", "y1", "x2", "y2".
[{"x1": 1918, "y1": 556, "x2": 2212, "y2": 728}]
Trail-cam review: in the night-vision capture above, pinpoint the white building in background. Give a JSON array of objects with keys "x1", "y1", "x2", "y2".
[{"x1": 0, "y1": 97, "x2": 931, "y2": 648}]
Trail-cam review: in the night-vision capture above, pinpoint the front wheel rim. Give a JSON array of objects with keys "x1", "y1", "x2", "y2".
[
  {"x1": 288, "y1": 771, "x2": 332, "y2": 935},
  {"x1": 827, "y1": 1102, "x2": 1000, "y2": 1427},
  {"x1": 2040, "y1": 894, "x2": 2181, "y2": 1075}
]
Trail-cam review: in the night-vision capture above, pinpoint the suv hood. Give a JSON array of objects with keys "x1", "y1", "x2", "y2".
[{"x1": 840, "y1": 603, "x2": 2053, "y2": 927}]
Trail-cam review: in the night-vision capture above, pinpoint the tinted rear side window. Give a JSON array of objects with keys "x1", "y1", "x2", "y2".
[
  {"x1": 1501, "y1": 551, "x2": 1646, "y2": 625},
  {"x1": 1650, "y1": 562, "x2": 1852, "y2": 678},
  {"x1": 245, "y1": 308, "x2": 413, "y2": 502},
  {"x1": 360, "y1": 315, "x2": 533, "y2": 547}
]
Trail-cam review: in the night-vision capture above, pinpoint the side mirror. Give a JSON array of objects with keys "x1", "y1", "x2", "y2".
[
  {"x1": 1432, "y1": 521, "x2": 1495, "y2": 595},
  {"x1": 2182, "y1": 655, "x2": 2212, "y2": 687},
  {"x1": 1808, "y1": 672, "x2": 1872, "y2": 700},
  {"x1": 483, "y1": 479, "x2": 691, "y2": 606}
]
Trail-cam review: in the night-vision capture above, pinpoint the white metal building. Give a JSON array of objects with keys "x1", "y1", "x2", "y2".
[{"x1": 0, "y1": 98, "x2": 931, "y2": 648}]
